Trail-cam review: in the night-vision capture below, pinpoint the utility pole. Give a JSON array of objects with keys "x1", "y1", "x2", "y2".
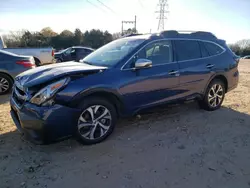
[
  {"x1": 121, "y1": 15, "x2": 137, "y2": 36},
  {"x1": 156, "y1": 0, "x2": 169, "y2": 31}
]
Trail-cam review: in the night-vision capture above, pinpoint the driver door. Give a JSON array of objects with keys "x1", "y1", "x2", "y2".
[{"x1": 119, "y1": 40, "x2": 181, "y2": 111}]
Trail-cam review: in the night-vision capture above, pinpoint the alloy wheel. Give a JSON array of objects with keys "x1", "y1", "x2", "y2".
[
  {"x1": 77, "y1": 105, "x2": 112, "y2": 140},
  {"x1": 0, "y1": 77, "x2": 9, "y2": 94},
  {"x1": 208, "y1": 84, "x2": 224, "y2": 107}
]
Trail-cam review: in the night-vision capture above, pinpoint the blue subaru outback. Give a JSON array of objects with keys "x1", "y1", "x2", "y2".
[{"x1": 10, "y1": 30, "x2": 239, "y2": 145}]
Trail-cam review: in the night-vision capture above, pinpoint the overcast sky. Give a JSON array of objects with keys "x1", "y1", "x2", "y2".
[{"x1": 0, "y1": 0, "x2": 249, "y2": 43}]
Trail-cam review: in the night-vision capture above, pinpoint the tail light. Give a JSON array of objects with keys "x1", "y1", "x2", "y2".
[
  {"x1": 52, "y1": 49, "x2": 55, "y2": 57},
  {"x1": 16, "y1": 60, "x2": 35, "y2": 68}
]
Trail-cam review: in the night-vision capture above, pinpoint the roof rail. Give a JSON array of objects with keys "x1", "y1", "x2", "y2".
[
  {"x1": 121, "y1": 33, "x2": 143, "y2": 38},
  {"x1": 160, "y1": 30, "x2": 217, "y2": 41}
]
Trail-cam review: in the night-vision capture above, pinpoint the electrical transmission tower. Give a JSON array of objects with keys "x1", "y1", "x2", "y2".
[{"x1": 156, "y1": 0, "x2": 169, "y2": 31}]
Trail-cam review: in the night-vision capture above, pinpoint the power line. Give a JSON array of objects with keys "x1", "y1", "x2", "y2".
[
  {"x1": 138, "y1": 0, "x2": 144, "y2": 9},
  {"x1": 96, "y1": 0, "x2": 117, "y2": 15},
  {"x1": 86, "y1": 0, "x2": 107, "y2": 13},
  {"x1": 156, "y1": 0, "x2": 169, "y2": 31}
]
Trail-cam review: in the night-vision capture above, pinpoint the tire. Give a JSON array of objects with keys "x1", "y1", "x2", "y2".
[
  {"x1": 56, "y1": 58, "x2": 62, "y2": 63},
  {"x1": 199, "y1": 79, "x2": 226, "y2": 111},
  {"x1": 0, "y1": 73, "x2": 13, "y2": 95},
  {"x1": 75, "y1": 97, "x2": 117, "y2": 145}
]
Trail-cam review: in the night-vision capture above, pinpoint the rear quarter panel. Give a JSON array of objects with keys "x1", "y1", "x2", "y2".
[{"x1": 0, "y1": 60, "x2": 32, "y2": 79}]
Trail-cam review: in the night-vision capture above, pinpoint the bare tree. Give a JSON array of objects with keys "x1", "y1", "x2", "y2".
[{"x1": 236, "y1": 39, "x2": 250, "y2": 49}]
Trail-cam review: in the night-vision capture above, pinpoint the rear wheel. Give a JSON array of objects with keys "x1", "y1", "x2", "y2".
[
  {"x1": 0, "y1": 73, "x2": 13, "y2": 95},
  {"x1": 75, "y1": 97, "x2": 117, "y2": 145},
  {"x1": 199, "y1": 79, "x2": 225, "y2": 111},
  {"x1": 56, "y1": 58, "x2": 62, "y2": 63}
]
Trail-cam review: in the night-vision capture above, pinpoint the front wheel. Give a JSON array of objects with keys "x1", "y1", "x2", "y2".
[
  {"x1": 199, "y1": 79, "x2": 226, "y2": 111},
  {"x1": 75, "y1": 97, "x2": 117, "y2": 145}
]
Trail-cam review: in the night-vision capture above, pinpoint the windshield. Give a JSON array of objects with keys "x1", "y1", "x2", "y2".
[{"x1": 82, "y1": 38, "x2": 145, "y2": 67}]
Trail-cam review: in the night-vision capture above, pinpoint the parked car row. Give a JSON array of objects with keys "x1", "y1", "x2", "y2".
[
  {"x1": 1, "y1": 35, "x2": 95, "y2": 65},
  {"x1": 0, "y1": 35, "x2": 97, "y2": 95},
  {"x1": 0, "y1": 35, "x2": 55, "y2": 66},
  {"x1": 9, "y1": 30, "x2": 239, "y2": 145}
]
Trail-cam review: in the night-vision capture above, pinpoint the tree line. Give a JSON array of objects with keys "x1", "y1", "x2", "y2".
[
  {"x1": 3, "y1": 27, "x2": 250, "y2": 56},
  {"x1": 228, "y1": 39, "x2": 250, "y2": 57},
  {"x1": 3, "y1": 27, "x2": 122, "y2": 50}
]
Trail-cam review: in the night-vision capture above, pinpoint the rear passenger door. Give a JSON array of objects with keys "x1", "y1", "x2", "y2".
[{"x1": 173, "y1": 39, "x2": 213, "y2": 97}]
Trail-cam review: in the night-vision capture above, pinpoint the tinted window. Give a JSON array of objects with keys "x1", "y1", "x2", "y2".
[
  {"x1": 199, "y1": 42, "x2": 210, "y2": 58},
  {"x1": 137, "y1": 40, "x2": 172, "y2": 65},
  {"x1": 85, "y1": 49, "x2": 93, "y2": 53},
  {"x1": 76, "y1": 48, "x2": 86, "y2": 53},
  {"x1": 203, "y1": 42, "x2": 223, "y2": 56},
  {"x1": 174, "y1": 40, "x2": 201, "y2": 61}
]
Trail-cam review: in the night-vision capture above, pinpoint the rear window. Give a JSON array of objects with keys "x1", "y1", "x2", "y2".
[
  {"x1": 203, "y1": 42, "x2": 224, "y2": 56},
  {"x1": 174, "y1": 40, "x2": 201, "y2": 61}
]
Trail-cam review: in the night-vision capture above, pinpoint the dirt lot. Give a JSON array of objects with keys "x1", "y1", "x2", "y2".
[{"x1": 1, "y1": 61, "x2": 250, "y2": 188}]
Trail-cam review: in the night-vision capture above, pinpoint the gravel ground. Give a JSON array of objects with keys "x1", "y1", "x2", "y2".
[{"x1": 0, "y1": 61, "x2": 250, "y2": 188}]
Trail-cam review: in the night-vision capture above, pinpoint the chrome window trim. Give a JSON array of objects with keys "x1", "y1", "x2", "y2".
[{"x1": 120, "y1": 38, "x2": 226, "y2": 71}]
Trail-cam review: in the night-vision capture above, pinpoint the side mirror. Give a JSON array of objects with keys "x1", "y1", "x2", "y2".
[{"x1": 135, "y1": 59, "x2": 152, "y2": 69}]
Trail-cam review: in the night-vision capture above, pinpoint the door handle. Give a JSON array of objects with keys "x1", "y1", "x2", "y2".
[
  {"x1": 206, "y1": 64, "x2": 214, "y2": 69},
  {"x1": 169, "y1": 70, "x2": 179, "y2": 76}
]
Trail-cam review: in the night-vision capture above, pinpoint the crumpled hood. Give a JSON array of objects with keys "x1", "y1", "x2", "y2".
[{"x1": 16, "y1": 61, "x2": 107, "y2": 88}]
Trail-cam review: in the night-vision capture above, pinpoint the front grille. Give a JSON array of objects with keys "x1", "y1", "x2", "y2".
[{"x1": 12, "y1": 83, "x2": 28, "y2": 108}]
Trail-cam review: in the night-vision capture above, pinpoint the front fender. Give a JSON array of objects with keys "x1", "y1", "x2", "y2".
[{"x1": 70, "y1": 87, "x2": 123, "y2": 106}]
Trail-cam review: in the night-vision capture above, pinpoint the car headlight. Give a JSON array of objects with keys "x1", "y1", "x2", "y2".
[{"x1": 30, "y1": 77, "x2": 70, "y2": 106}]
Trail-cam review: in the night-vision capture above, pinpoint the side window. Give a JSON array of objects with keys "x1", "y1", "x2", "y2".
[
  {"x1": 203, "y1": 42, "x2": 224, "y2": 56},
  {"x1": 199, "y1": 42, "x2": 210, "y2": 58},
  {"x1": 138, "y1": 40, "x2": 173, "y2": 65},
  {"x1": 174, "y1": 40, "x2": 201, "y2": 61},
  {"x1": 64, "y1": 48, "x2": 72, "y2": 55},
  {"x1": 77, "y1": 48, "x2": 85, "y2": 54},
  {"x1": 85, "y1": 49, "x2": 93, "y2": 54}
]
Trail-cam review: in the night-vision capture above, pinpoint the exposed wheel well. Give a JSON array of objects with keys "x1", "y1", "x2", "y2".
[
  {"x1": 33, "y1": 57, "x2": 41, "y2": 66},
  {"x1": 83, "y1": 92, "x2": 124, "y2": 117},
  {"x1": 212, "y1": 75, "x2": 228, "y2": 92}
]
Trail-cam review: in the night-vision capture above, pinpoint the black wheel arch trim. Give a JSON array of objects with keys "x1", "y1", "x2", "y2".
[
  {"x1": 69, "y1": 87, "x2": 125, "y2": 116},
  {"x1": 203, "y1": 73, "x2": 228, "y2": 95}
]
